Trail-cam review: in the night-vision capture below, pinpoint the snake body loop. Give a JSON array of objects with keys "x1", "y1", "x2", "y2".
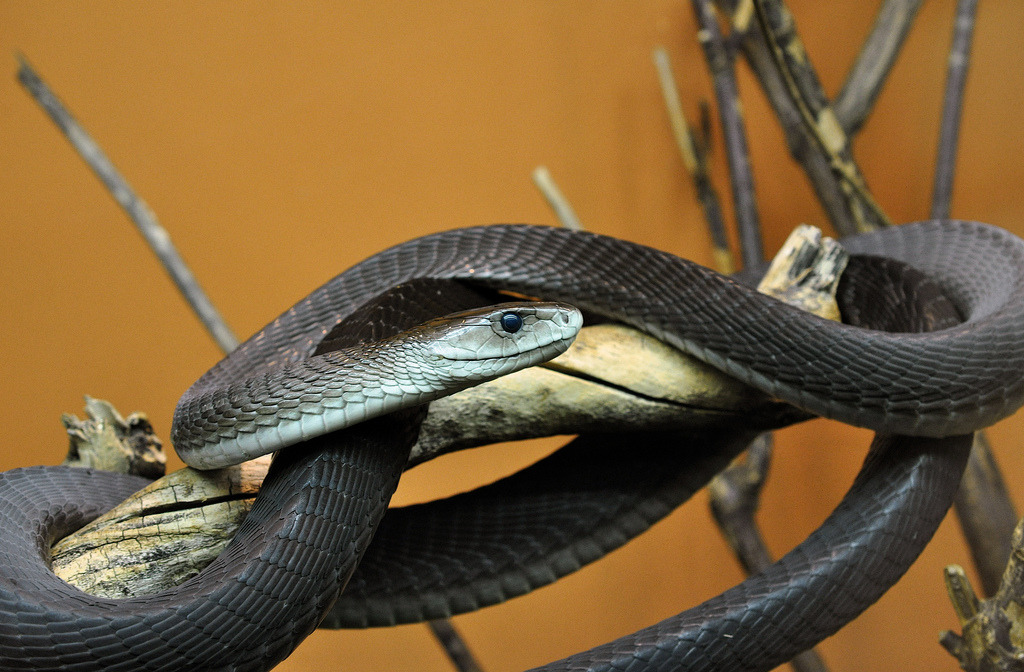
[
  {"x1": 206, "y1": 220, "x2": 1024, "y2": 440},
  {"x1": 0, "y1": 220, "x2": 1022, "y2": 671}
]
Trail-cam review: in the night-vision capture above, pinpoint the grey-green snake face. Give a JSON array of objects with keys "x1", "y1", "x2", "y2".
[{"x1": 419, "y1": 301, "x2": 583, "y2": 379}]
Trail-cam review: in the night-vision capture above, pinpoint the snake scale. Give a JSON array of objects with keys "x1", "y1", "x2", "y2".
[{"x1": 1, "y1": 219, "x2": 1023, "y2": 670}]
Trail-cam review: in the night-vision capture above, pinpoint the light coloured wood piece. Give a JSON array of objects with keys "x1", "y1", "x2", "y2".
[
  {"x1": 52, "y1": 456, "x2": 270, "y2": 597},
  {"x1": 61, "y1": 395, "x2": 165, "y2": 480}
]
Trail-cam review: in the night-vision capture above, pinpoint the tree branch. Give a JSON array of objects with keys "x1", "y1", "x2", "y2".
[
  {"x1": 930, "y1": 0, "x2": 978, "y2": 220},
  {"x1": 652, "y1": 46, "x2": 735, "y2": 274},
  {"x1": 693, "y1": 0, "x2": 764, "y2": 268},
  {"x1": 834, "y1": 0, "x2": 924, "y2": 135},
  {"x1": 532, "y1": 166, "x2": 584, "y2": 231},
  {"x1": 16, "y1": 55, "x2": 240, "y2": 354},
  {"x1": 749, "y1": 0, "x2": 893, "y2": 232},
  {"x1": 954, "y1": 433, "x2": 1019, "y2": 598},
  {"x1": 710, "y1": 1, "x2": 853, "y2": 235}
]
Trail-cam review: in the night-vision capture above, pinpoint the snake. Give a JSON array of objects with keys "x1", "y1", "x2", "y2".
[{"x1": 1, "y1": 218, "x2": 1022, "y2": 671}]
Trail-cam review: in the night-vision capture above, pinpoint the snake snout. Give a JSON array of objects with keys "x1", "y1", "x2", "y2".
[{"x1": 423, "y1": 301, "x2": 582, "y2": 365}]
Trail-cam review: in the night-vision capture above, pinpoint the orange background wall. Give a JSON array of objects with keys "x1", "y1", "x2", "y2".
[{"x1": 2, "y1": 3, "x2": 1024, "y2": 671}]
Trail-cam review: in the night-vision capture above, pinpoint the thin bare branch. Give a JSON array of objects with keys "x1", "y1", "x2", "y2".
[
  {"x1": 930, "y1": 0, "x2": 978, "y2": 220},
  {"x1": 709, "y1": 434, "x2": 774, "y2": 574},
  {"x1": 693, "y1": 0, "x2": 764, "y2": 268},
  {"x1": 834, "y1": 0, "x2": 924, "y2": 135},
  {"x1": 16, "y1": 55, "x2": 240, "y2": 354},
  {"x1": 651, "y1": 46, "x2": 735, "y2": 273},
  {"x1": 428, "y1": 620, "x2": 485, "y2": 672},
  {"x1": 532, "y1": 166, "x2": 584, "y2": 231},
  {"x1": 953, "y1": 433, "x2": 1019, "y2": 598}
]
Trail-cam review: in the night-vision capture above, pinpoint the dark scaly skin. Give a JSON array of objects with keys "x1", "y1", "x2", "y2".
[
  {"x1": 532, "y1": 434, "x2": 971, "y2": 672},
  {"x1": 183, "y1": 220, "x2": 1024, "y2": 439},
  {"x1": 525, "y1": 257, "x2": 975, "y2": 671},
  {"x1": 0, "y1": 424, "x2": 411, "y2": 672},
  {"x1": 325, "y1": 429, "x2": 762, "y2": 628},
  {"x1": 0, "y1": 221, "x2": 1021, "y2": 670},
  {"x1": 321, "y1": 256, "x2": 972, "y2": 672}
]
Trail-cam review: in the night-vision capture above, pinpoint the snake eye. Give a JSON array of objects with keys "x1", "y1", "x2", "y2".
[{"x1": 500, "y1": 312, "x2": 523, "y2": 333}]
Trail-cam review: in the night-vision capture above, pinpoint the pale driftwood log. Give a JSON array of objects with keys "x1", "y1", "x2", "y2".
[
  {"x1": 755, "y1": 223, "x2": 847, "y2": 320},
  {"x1": 52, "y1": 457, "x2": 270, "y2": 597},
  {"x1": 52, "y1": 225, "x2": 836, "y2": 599}
]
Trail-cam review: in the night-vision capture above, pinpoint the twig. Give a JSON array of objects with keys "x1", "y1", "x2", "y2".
[
  {"x1": 834, "y1": 0, "x2": 924, "y2": 135},
  {"x1": 930, "y1": 0, "x2": 978, "y2": 220},
  {"x1": 953, "y1": 433, "x2": 1019, "y2": 598},
  {"x1": 532, "y1": 166, "x2": 584, "y2": 231},
  {"x1": 692, "y1": 0, "x2": 764, "y2": 268},
  {"x1": 428, "y1": 621, "x2": 485, "y2": 672},
  {"x1": 708, "y1": 434, "x2": 774, "y2": 575},
  {"x1": 18, "y1": 55, "x2": 483, "y2": 671},
  {"x1": 16, "y1": 55, "x2": 240, "y2": 354},
  {"x1": 651, "y1": 47, "x2": 735, "y2": 274},
  {"x1": 749, "y1": 0, "x2": 893, "y2": 233}
]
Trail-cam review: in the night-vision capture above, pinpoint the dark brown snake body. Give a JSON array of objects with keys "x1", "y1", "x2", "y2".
[{"x1": 1, "y1": 219, "x2": 1022, "y2": 670}]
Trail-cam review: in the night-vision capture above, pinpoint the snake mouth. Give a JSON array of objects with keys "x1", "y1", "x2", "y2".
[{"x1": 439, "y1": 333, "x2": 579, "y2": 361}]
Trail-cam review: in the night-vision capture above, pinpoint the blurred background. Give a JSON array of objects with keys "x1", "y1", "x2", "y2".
[{"x1": 2, "y1": 3, "x2": 1023, "y2": 670}]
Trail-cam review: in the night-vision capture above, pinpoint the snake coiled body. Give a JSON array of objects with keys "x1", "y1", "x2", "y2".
[
  {"x1": 187, "y1": 220, "x2": 1024, "y2": 440},
  {"x1": 0, "y1": 219, "x2": 1022, "y2": 670}
]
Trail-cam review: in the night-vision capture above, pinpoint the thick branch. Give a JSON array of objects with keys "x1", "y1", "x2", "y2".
[
  {"x1": 693, "y1": 0, "x2": 764, "y2": 267},
  {"x1": 710, "y1": 1, "x2": 853, "y2": 235},
  {"x1": 834, "y1": 0, "x2": 924, "y2": 135},
  {"x1": 749, "y1": 0, "x2": 892, "y2": 232},
  {"x1": 711, "y1": 1, "x2": 895, "y2": 236},
  {"x1": 954, "y1": 433, "x2": 1020, "y2": 598},
  {"x1": 52, "y1": 328, "x2": 801, "y2": 593},
  {"x1": 930, "y1": 0, "x2": 978, "y2": 220}
]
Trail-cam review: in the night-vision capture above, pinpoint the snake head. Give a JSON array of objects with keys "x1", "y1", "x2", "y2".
[{"x1": 420, "y1": 301, "x2": 583, "y2": 380}]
